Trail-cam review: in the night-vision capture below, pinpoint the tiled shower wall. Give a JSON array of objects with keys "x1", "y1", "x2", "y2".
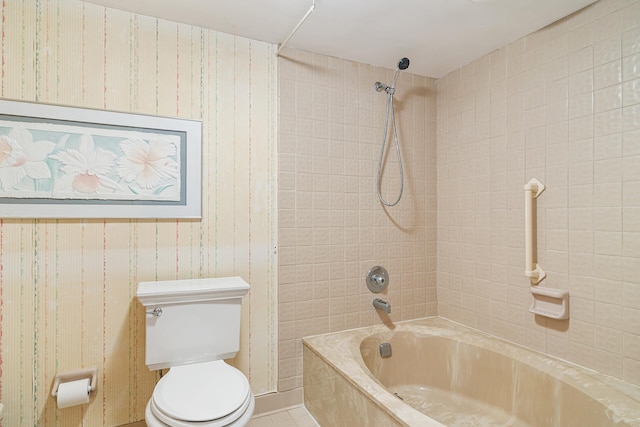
[
  {"x1": 437, "y1": 0, "x2": 640, "y2": 386},
  {"x1": 277, "y1": 49, "x2": 438, "y2": 391}
]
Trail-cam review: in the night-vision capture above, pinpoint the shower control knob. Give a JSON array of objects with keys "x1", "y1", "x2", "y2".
[{"x1": 366, "y1": 266, "x2": 389, "y2": 293}]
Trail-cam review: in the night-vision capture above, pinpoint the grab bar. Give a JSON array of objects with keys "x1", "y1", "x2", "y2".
[
  {"x1": 524, "y1": 178, "x2": 570, "y2": 319},
  {"x1": 524, "y1": 178, "x2": 546, "y2": 284}
]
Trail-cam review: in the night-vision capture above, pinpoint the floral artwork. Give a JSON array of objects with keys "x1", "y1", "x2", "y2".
[
  {"x1": 0, "y1": 120, "x2": 181, "y2": 201},
  {"x1": 0, "y1": 99, "x2": 201, "y2": 219}
]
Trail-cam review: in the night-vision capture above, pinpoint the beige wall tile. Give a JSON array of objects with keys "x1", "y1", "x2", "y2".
[
  {"x1": 277, "y1": 49, "x2": 437, "y2": 391},
  {"x1": 437, "y1": 0, "x2": 640, "y2": 387}
]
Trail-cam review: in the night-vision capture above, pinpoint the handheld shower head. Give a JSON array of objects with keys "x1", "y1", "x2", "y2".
[{"x1": 374, "y1": 57, "x2": 409, "y2": 94}]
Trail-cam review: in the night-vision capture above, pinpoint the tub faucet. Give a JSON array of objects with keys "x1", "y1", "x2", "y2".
[{"x1": 373, "y1": 298, "x2": 391, "y2": 314}]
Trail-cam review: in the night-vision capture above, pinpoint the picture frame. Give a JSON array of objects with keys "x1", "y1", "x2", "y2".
[{"x1": 0, "y1": 99, "x2": 202, "y2": 219}]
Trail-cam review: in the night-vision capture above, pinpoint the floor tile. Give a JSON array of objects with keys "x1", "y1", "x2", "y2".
[{"x1": 248, "y1": 405, "x2": 319, "y2": 427}]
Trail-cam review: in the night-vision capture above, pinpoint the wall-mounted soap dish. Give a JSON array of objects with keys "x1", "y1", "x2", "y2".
[{"x1": 529, "y1": 286, "x2": 569, "y2": 320}]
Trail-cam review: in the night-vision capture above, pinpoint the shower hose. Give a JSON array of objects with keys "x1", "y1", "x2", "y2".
[{"x1": 376, "y1": 69, "x2": 404, "y2": 207}]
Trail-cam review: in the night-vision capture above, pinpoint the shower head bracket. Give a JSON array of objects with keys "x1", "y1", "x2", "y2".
[{"x1": 374, "y1": 82, "x2": 394, "y2": 95}]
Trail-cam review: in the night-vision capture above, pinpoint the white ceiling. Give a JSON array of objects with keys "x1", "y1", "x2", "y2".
[{"x1": 83, "y1": 0, "x2": 598, "y2": 78}]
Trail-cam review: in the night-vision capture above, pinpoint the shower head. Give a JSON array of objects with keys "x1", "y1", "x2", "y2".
[{"x1": 374, "y1": 57, "x2": 410, "y2": 94}]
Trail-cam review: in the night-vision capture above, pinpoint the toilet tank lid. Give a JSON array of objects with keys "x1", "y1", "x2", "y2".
[{"x1": 137, "y1": 276, "x2": 250, "y2": 306}]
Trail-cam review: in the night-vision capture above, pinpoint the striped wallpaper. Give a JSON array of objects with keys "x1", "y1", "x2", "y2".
[{"x1": 0, "y1": 1, "x2": 277, "y2": 426}]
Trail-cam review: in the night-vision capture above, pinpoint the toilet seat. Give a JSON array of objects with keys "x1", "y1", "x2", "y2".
[
  {"x1": 149, "y1": 394, "x2": 253, "y2": 427},
  {"x1": 148, "y1": 360, "x2": 254, "y2": 427}
]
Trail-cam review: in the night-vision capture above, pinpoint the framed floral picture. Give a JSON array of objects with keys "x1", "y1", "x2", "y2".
[{"x1": 0, "y1": 99, "x2": 202, "y2": 218}]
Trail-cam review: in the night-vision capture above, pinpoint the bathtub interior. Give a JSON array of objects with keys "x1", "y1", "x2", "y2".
[
  {"x1": 360, "y1": 331, "x2": 638, "y2": 427},
  {"x1": 303, "y1": 318, "x2": 640, "y2": 427}
]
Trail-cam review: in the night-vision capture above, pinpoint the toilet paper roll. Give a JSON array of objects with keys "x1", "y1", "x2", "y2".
[{"x1": 56, "y1": 378, "x2": 90, "y2": 409}]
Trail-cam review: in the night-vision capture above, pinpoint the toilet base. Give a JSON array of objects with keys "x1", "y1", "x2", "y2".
[{"x1": 145, "y1": 393, "x2": 255, "y2": 427}]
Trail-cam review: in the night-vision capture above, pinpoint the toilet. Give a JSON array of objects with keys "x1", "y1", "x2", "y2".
[{"x1": 137, "y1": 277, "x2": 254, "y2": 427}]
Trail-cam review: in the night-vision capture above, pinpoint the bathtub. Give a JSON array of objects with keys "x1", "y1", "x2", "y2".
[{"x1": 303, "y1": 317, "x2": 640, "y2": 427}]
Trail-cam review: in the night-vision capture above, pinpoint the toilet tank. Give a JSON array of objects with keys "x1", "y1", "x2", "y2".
[{"x1": 137, "y1": 277, "x2": 250, "y2": 370}]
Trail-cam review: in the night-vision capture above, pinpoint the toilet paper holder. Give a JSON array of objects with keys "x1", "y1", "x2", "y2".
[{"x1": 51, "y1": 367, "x2": 98, "y2": 398}]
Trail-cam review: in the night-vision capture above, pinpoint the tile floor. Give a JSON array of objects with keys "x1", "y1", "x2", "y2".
[{"x1": 247, "y1": 405, "x2": 319, "y2": 427}]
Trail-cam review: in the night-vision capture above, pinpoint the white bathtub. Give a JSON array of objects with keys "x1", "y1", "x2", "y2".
[{"x1": 303, "y1": 318, "x2": 640, "y2": 427}]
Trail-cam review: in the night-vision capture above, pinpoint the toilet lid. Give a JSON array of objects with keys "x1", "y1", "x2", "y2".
[{"x1": 153, "y1": 360, "x2": 250, "y2": 422}]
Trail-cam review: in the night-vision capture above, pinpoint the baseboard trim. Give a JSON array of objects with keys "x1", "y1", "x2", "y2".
[{"x1": 254, "y1": 388, "x2": 304, "y2": 416}]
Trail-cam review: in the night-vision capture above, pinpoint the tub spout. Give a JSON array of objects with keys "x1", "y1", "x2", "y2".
[{"x1": 373, "y1": 298, "x2": 391, "y2": 314}]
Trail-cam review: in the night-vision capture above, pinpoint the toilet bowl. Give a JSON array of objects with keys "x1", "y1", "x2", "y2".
[{"x1": 144, "y1": 360, "x2": 254, "y2": 427}]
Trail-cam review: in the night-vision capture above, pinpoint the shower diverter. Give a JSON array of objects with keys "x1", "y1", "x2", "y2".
[{"x1": 366, "y1": 266, "x2": 389, "y2": 293}]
